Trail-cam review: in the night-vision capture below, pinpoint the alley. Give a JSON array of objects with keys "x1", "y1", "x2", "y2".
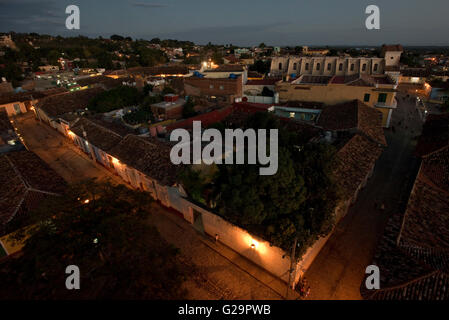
[{"x1": 304, "y1": 94, "x2": 423, "y2": 299}]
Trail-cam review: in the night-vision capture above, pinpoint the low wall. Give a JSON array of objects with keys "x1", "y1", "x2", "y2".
[
  {"x1": 167, "y1": 187, "x2": 292, "y2": 282},
  {"x1": 243, "y1": 95, "x2": 276, "y2": 104}
]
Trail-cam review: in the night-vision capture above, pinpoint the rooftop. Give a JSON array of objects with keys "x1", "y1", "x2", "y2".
[
  {"x1": 0, "y1": 150, "x2": 66, "y2": 227},
  {"x1": 108, "y1": 135, "x2": 182, "y2": 186},
  {"x1": 415, "y1": 113, "x2": 449, "y2": 157},
  {"x1": 317, "y1": 100, "x2": 387, "y2": 146},
  {"x1": 36, "y1": 87, "x2": 104, "y2": 118},
  {"x1": 0, "y1": 87, "x2": 67, "y2": 105},
  {"x1": 333, "y1": 133, "x2": 384, "y2": 201},
  {"x1": 364, "y1": 146, "x2": 449, "y2": 300},
  {"x1": 70, "y1": 117, "x2": 125, "y2": 152}
]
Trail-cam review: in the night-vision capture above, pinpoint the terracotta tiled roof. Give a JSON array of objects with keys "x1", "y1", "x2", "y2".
[
  {"x1": 364, "y1": 146, "x2": 449, "y2": 300},
  {"x1": 415, "y1": 113, "x2": 449, "y2": 157},
  {"x1": 369, "y1": 271, "x2": 449, "y2": 300},
  {"x1": 0, "y1": 87, "x2": 67, "y2": 105},
  {"x1": 0, "y1": 151, "x2": 66, "y2": 227},
  {"x1": 317, "y1": 100, "x2": 387, "y2": 146},
  {"x1": 398, "y1": 171, "x2": 449, "y2": 250},
  {"x1": 70, "y1": 118, "x2": 125, "y2": 152},
  {"x1": 333, "y1": 134, "x2": 384, "y2": 201},
  {"x1": 36, "y1": 87, "x2": 104, "y2": 118},
  {"x1": 420, "y1": 145, "x2": 449, "y2": 192},
  {"x1": 108, "y1": 135, "x2": 182, "y2": 186},
  {"x1": 166, "y1": 106, "x2": 233, "y2": 131}
]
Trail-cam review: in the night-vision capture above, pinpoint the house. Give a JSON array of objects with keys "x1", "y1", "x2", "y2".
[
  {"x1": 34, "y1": 87, "x2": 104, "y2": 135},
  {"x1": 184, "y1": 75, "x2": 243, "y2": 103},
  {"x1": 107, "y1": 134, "x2": 182, "y2": 204},
  {"x1": 0, "y1": 88, "x2": 67, "y2": 117},
  {"x1": 362, "y1": 146, "x2": 449, "y2": 300},
  {"x1": 0, "y1": 150, "x2": 66, "y2": 236},
  {"x1": 200, "y1": 64, "x2": 248, "y2": 83},
  {"x1": 398, "y1": 68, "x2": 431, "y2": 97},
  {"x1": 68, "y1": 117, "x2": 128, "y2": 169},
  {"x1": 150, "y1": 94, "x2": 186, "y2": 120},
  {"x1": 317, "y1": 100, "x2": 387, "y2": 146},
  {"x1": 276, "y1": 74, "x2": 398, "y2": 127}
]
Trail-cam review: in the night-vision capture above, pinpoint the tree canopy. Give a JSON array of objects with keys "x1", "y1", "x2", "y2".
[
  {"x1": 0, "y1": 180, "x2": 187, "y2": 299},
  {"x1": 88, "y1": 86, "x2": 142, "y2": 113},
  {"x1": 181, "y1": 112, "x2": 339, "y2": 255}
]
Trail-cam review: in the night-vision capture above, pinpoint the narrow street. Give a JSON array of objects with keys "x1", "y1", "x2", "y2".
[
  {"x1": 304, "y1": 94, "x2": 423, "y2": 299},
  {"x1": 13, "y1": 113, "x2": 289, "y2": 300}
]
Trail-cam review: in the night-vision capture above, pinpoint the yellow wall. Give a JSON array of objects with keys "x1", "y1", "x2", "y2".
[
  {"x1": 277, "y1": 82, "x2": 396, "y2": 126},
  {"x1": 277, "y1": 83, "x2": 395, "y2": 107},
  {"x1": 0, "y1": 101, "x2": 28, "y2": 116}
]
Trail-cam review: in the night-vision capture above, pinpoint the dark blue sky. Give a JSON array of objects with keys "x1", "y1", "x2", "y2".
[{"x1": 1, "y1": 0, "x2": 448, "y2": 46}]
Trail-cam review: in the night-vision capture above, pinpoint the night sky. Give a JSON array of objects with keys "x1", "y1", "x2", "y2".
[{"x1": 1, "y1": 0, "x2": 448, "y2": 46}]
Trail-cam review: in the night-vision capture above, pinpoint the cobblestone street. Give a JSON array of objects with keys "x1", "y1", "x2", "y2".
[
  {"x1": 304, "y1": 94, "x2": 423, "y2": 299},
  {"x1": 13, "y1": 113, "x2": 291, "y2": 300}
]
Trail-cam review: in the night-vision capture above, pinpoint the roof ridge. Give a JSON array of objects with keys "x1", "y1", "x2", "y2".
[
  {"x1": 370, "y1": 270, "x2": 442, "y2": 299},
  {"x1": 4, "y1": 154, "x2": 30, "y2": 190},
  {"x1": 81, "y1": 117, "x2": 124, "y2": 139}
]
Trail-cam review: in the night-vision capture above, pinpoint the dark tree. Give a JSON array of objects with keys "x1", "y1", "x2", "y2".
[
  {"x1": 0, "y1": 180, "x2": 187, "y2": 299},
  {"x1": 182, "y1": 96, "x2": 197, "y2": 119}
]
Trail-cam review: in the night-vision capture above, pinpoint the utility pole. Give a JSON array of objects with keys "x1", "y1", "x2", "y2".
[{"x1": 286, "y1": 237, "x2": 298, "y2": 299}]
